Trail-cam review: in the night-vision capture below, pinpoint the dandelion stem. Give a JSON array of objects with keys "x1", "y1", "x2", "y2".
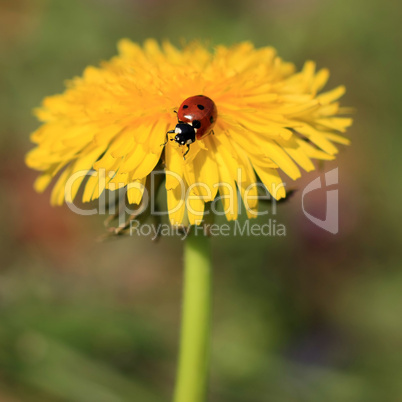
[{"x1": 174, "y1": 228, "x2": 211, "y2": 402}]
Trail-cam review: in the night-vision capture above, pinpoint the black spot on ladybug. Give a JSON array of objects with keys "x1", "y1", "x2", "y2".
[
  {"x1": 197, "y1": 104, "x2": 205, "y2": 110},
  {"x1": 192, "y1": 120, "x2": 201, "y2": 129},
  {"x1": 210, "y1": 116, "x2": 214, "y2": 123},
  {"x1": 182, "y1": 105, "x2": 188, "y2": 109}
]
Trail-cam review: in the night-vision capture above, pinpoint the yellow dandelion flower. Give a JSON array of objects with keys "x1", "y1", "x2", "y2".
[{"x1": 26, "y1": 39, "x2": 352, "y2": 226}]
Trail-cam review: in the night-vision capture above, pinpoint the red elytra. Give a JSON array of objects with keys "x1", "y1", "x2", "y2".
[
  {"x1": 177, "y1": 95, "x2": 217, "y2": 140},
  {"x1": 166, "y1": 95, "x2": 218, "y2": 159}
]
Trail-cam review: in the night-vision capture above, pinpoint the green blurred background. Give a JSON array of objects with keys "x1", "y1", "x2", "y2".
[{"x1": 1, "y1": 0, "x2": 401, "y2": 401}]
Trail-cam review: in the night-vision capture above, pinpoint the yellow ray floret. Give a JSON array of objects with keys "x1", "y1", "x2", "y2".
[{"x1": 26, "y1": 39, "x2": 352, "y2": 225}]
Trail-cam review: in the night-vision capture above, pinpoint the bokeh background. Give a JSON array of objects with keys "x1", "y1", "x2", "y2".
[{"x1": 1, "y1": 0, "x2": 401, "y2": 401}]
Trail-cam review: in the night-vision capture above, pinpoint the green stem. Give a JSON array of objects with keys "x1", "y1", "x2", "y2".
[{"x1": 174, "y1": 229, "x2": 212, "y2": 402}]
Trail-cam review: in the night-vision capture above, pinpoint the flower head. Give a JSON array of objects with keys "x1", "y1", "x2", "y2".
[{"x1": 26, "y1": 39, "x2": 352, "y2": 226}]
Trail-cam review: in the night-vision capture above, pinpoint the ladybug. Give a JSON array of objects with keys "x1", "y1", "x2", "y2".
[{"x1": 166, "y1": 95, "x2": 218, "y2": 159}]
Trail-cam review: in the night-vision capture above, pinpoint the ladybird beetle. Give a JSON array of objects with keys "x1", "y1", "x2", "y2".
[{"x1": 166, "y1": 95, "x2": 218, "y2": 159}]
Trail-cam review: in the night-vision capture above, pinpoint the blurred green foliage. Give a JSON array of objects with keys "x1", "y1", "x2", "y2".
[{"x1": 1, "y1": 0, "x2": 401, "y2": 401}]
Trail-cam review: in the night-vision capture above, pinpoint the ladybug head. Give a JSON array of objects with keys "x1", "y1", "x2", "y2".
[{"x1": 172, "y1": 123, "x2": 196, "y2": 145}]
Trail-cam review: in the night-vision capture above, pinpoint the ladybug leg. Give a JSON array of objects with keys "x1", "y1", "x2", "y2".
[
  {"x1": 161, "y1": 130, "x2": 175, "y2": 146},
  {"x1": 183, "y1": 144, "x2": 190, "y2": 160},
  {"x1": 201, "y1": 130, "x2": 215, "y2": 140}
]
